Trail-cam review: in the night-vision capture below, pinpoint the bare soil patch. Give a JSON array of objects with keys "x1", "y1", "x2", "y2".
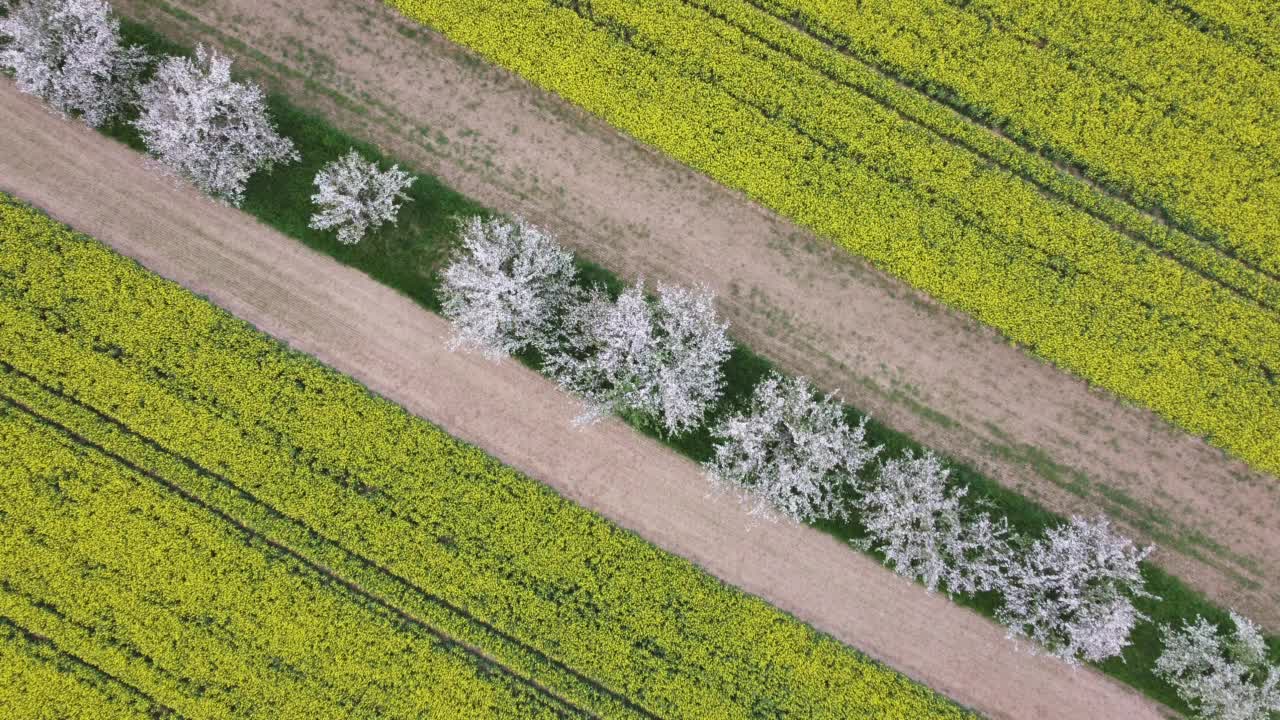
[{"x1": 109, "y1": 0, "x2": 1280, "y2": 627}]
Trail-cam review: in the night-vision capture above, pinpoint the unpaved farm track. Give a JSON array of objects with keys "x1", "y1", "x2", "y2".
[
  {"x1": 110, "y1": 0, "x2": 1280, "y2": 626},
  {"x1": 0, "y1": 81, "x2": 1171, "y2": 720}
]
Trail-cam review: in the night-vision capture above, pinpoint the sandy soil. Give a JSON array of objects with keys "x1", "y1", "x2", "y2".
[
  {"x1": 0, "y1": 80, "x2": 1173, "y2": 720},
  {"x1": 108, "y1": 0, "x2": 1280, "y2": 627}
]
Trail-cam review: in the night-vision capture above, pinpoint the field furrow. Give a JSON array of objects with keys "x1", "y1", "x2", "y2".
[
  {"x1": 681, "y1": 0, "x2": 1280, "y2": 310},
  {"x1": 1146, "y1": 0, "x2": 1280, "y2": 69},
  {"x1": 0, "y1": 363, "x2": 652, "y2": 720},
  {"x1": 0, "y1": 617, "x2": 174, "y2": 720},
  {"x1": 753, "y1": 0, "x2": 1280, "y2": 274},
  {"x1": 0, "y1": 403, "x2": 580, "y2": 720},
  {"x1": 0, "y1": 195, "x2": 974, "y2": 719},
  {"x1": 568, "y1": 0, "x2": 1280, "y2": 334},
  {"x1": 941, "y1": 0, "x2": 1280, "y2": 152}
]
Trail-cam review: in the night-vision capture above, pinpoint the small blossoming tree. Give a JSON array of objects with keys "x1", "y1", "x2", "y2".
[
  {"x1": 856, "y1": 449, "x2": 1011, "y2": 595},
  {"x1": 0, "y1": 0, "x2": 149, "y2": 127},
  {"x1": 705, "y1": 372, "x2": 879, "y2": 522},
  {"x1": 997, "y1": 515, "x2": 1154, "y2": 664},
  {"x1": 1156, "y1": 611, "x2": 1280, "y2": 720},
  {"x1": 134, "y1": 44, "x2": 297, "y2": 205},
  {"x1": 309, "y1": 150, "x2": 415, "y2": 245},
  {"x1": 440, "y1": 215, "x2": 580, "y2": 360},
  {"x1": 549, "y1": 280, "x2": 731, "y2": 436}
]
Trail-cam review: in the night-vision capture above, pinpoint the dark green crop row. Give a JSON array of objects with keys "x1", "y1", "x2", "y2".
[
  {"x1": 676, "y1": 0, "x2": 1280, "y2": 313},
  {"x1": 1112, "y1": 0, "x2": 1280, "y2": 72},
  {"x1": 0, "y1": 365, "x2": 641, "y2": 720},
  {"x1": 0, "y1": 618, "x2": 165, "y2": 720},
  {"x1": 0, "y1": 405, "x2": 573, "y2": 720}
]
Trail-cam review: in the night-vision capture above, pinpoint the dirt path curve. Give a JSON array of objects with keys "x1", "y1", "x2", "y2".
[
  {"x1": 0, "y1": 81, "x2": 1171, "y2": 720},
  {"x1": 110, "y1": 0, "x2": 1280, "y2": 626}
]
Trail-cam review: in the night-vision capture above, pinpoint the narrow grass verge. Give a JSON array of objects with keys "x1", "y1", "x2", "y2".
[{"x1": 73, "y1": 16, "x2": 1280, "y2": 714}]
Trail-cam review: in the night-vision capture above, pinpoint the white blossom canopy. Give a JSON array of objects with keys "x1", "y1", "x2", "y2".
[
  {"x1": 134, "y1": 44, "x2": 297, "y2": 205},
  {"x1": 309, "y1": 150, "x2": 415, "y2": 245},
  {"x1": 0, "y1": 0, "x2": 148, "y2": 127},
  {"x1": 549, "y1": 280, "x2": 731, "y2": 436},
  {"x1": 1156, "y1": 612, "x2": 1280, "y2": 720},
  {"x1": 997, "y1": 515, "x2": 1153, "y2": 664},
  {"x1": 705, "y1": 372, "x2": 879, "y2": 522},
  {"x1": 857, "y1": 449, "x2": 1011, "y2": 595},
  {"x1": 441, "y1": 215, "x2": 580, "y2": 360}
]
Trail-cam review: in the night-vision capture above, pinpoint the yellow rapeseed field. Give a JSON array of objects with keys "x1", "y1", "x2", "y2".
[
  {"x1": 386, "y1": 0, "x2": 1280, "y2": 475},
  {"x1": 0, "y1": 196, "x2": 974, "y2": 718}
]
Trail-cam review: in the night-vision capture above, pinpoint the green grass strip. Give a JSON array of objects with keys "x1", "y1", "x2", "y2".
[
  {"x1": 69, "y1": 17, "x2": 1279, "y2": 712},
  {"x1": 0, "y1": 197, "x2": 975, "y2": 717}
]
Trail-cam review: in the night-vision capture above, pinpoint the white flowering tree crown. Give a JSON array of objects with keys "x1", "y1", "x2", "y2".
[
  {"x1": 705, "y1": 372, "x2": 879, "y2": 522},
  {"x1": 308, "y1": 149, "x2": 415, "y2": 245},
  {"x1": 549, "y1": 280, "x2": 731, "y2": 436},
  {"x1": 997, "y1": 515, "x2": 1154, "y2": 664},
  {"x1": 440, "y1": 215, "x2": 580, "y2": 360},
  {"x1": 856, "y1": 449, "x2": 1011, "y2": 595},
  {"x1": 133, "y1": 44, "x2": 298, "y2": 205},
  {"x1": 1155, "y1": 612, "x2": 1280, "y2": 720},
  {"x1": 0, "y1": 0, "x2": 149, "y2": 127}
]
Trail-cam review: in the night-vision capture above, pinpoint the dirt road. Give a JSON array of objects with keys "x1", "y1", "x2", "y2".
[
  {"x1": 110, "y1": 0, "x2": 1280, "y2": 626},
  {"x1": 0, "y1": 81, "x2": 1171, "y2": 720}
]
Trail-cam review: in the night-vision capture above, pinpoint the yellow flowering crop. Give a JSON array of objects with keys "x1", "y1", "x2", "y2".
[
  {"x1": 0, "y1": 197, "x2": 973, "y2": 718},
  {"x1": 0, "y1": 621, "x2": 157, "y2": 720},
  {"x1": 385, "y1": 0, "x2": 1280, "y2": 475},
  {"x1": 759, "y1": 0, "x2": 1280, "y2": 273}
]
